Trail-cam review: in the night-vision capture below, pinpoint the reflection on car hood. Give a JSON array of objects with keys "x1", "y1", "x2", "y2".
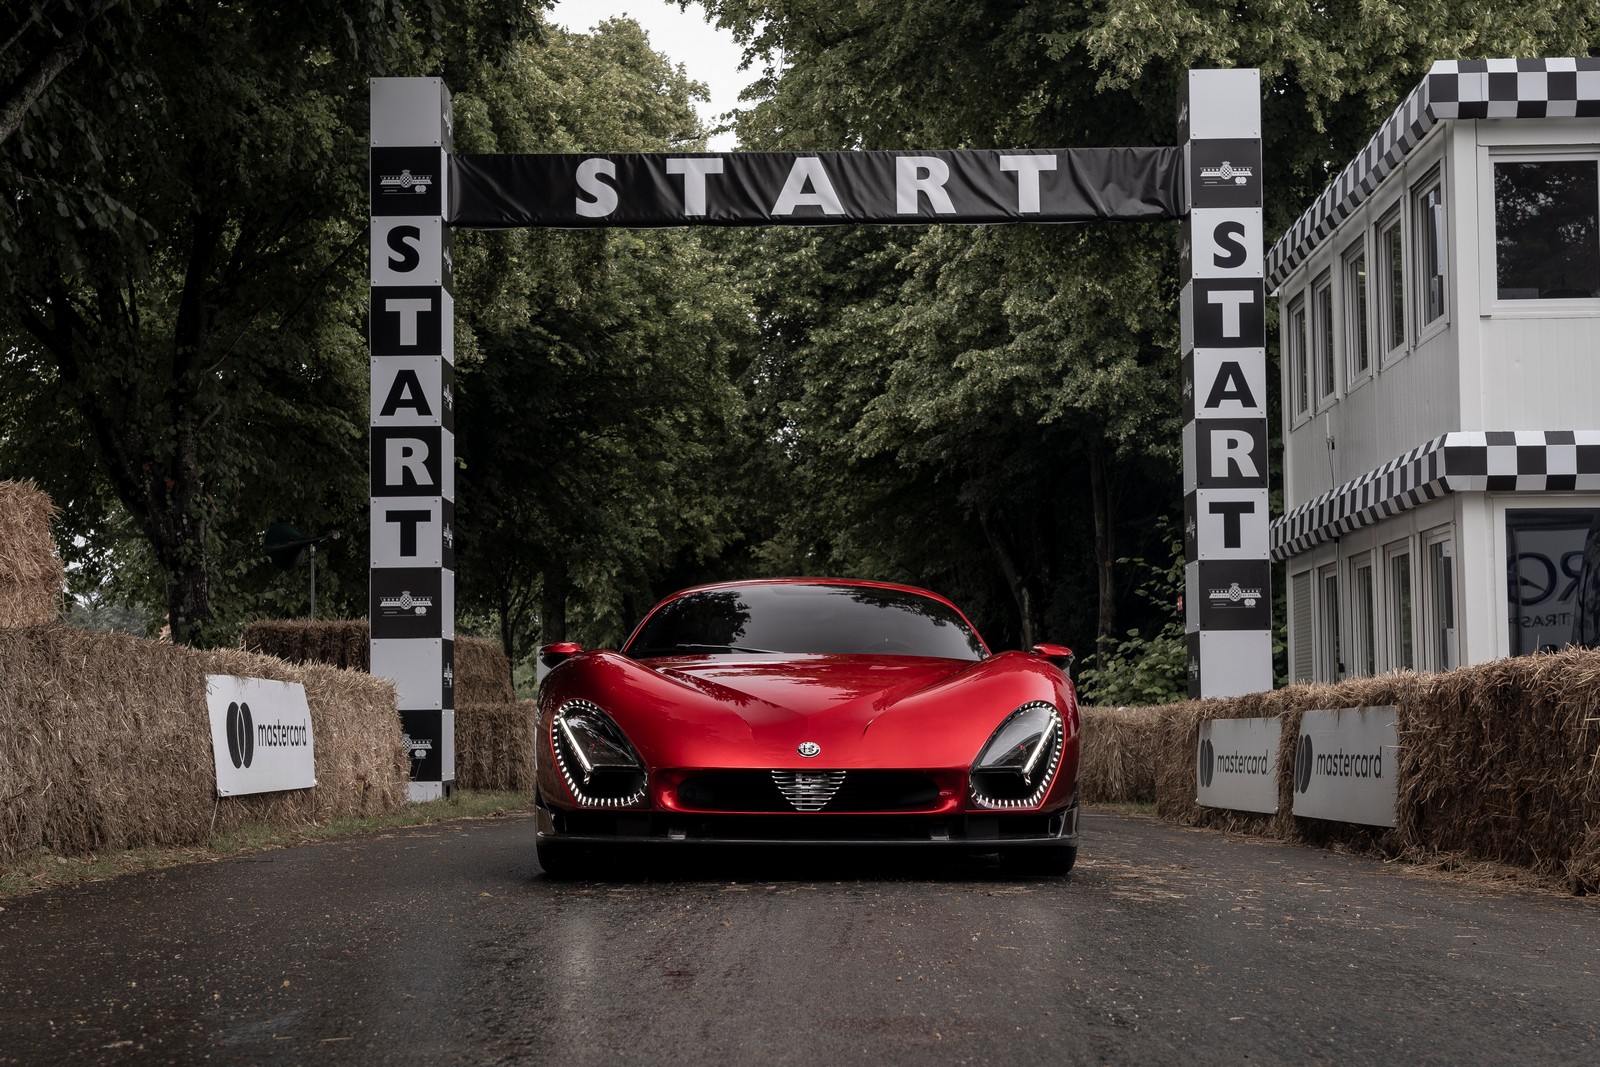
[{"x1": 646, "y1": 655, "x2": 971, "y2": 718}]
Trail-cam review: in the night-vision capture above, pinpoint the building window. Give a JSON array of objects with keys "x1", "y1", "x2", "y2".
[
  {"x1": 1423, "y1": 534, "x2": 1457, "y2": 671},
  {"x1": 1413, "y1": 170, "x2": 1446, "y2": 329},
  {"x1": 1291, "y1": 570, "x2": 1314, "y2": 683},
  {"x1": 1343, "y1": 241, "x2": 1370, "y2": 381},
  {"x1": 1318, "y1": 563, "x2": 1341, "y2": 681},
  {"x1": 1313, "y1": 270, "x2": 1336, "y2": 404},
  {"x1": 1377, "y1": 209, "x2": 1405, "y2": 358},
  {"x1": 1287, "y1": 292, "x2": 1309, "y2": 418},
  {"x1": 1506, "y1": 507, "x2": 1600, "y2": 655},
  {"x1": 1493, "y1": 159, "x2": 1599, "y2": 299},
  {"x1": 1350, "y1": 555, "x2": 1376, "y2": 677},
  {"x1": 1386, "y1": 543, "x2": 1415, "y2": 670}
]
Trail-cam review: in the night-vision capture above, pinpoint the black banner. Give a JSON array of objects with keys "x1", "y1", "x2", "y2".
[{"x1": 450, "y1": 148, "x2": 1185, "y2": 229}]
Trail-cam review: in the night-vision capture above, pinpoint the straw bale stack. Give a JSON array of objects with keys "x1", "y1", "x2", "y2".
[
  {"x1": 1109, "y1": 656, "x2": 1600, "y2": 893},
  {"x1": 1078, "y1": 706, "x2": 1165, "y2": 804},
  {"x1": 241, "y1": 619, "x2": 370, "y2": 672},
  {"x1": 0, "y1": 623, "x2": 406, "y2": 860},
  {"x1": 453, "y1": 700, "x2": 537, "y2": 793},
  {"x1": 241, "y1": 619, "x2": 514, "y2": 704},
  {"x1": 0, "y1": 480, "x2": 65, "y2": 627},
  {"x1": 1396, "y1": 649, "x2": 1600, "y2": 893},
  {"x1": 454, "y1": 638, "x2": 516, "y2": 704}
]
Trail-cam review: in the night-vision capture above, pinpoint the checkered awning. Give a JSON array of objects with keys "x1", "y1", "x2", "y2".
[{"x1": 1271, "y1": 431, "x2": 1600, "y2": 559}]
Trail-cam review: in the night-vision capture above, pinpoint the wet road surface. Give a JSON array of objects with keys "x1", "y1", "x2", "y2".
[{"x1": 2, "y1": 808, "x2": 1598, "y2": 1065}]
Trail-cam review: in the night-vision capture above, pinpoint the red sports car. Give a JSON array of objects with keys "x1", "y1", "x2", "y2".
[{"x1": 533, "y1": 578, "x2": 1081, "y2": 877}]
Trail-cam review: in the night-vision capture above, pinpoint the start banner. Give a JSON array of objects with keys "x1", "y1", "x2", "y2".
[
  {"x1": 449, "y1": 148, "x2": 1184, "y2": 229},
  {"x1": 206, "y1": 675, "x2": 317, "y2": 796}
]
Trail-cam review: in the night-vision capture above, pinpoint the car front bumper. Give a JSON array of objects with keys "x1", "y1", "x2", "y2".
[{"x1": 534, "y1": 794, "x2": 1079, "y2": 850}]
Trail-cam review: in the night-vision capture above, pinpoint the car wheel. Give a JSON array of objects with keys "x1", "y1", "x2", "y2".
[{"x1": 1003, "y1": 845, "x2": 1077, "y2": 877}]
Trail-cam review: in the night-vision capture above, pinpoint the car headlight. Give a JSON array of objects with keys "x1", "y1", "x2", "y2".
[
  {"x1": 550, "y1": 700, "x2": 648, "y2": 807},
  {"x1": 969, "y1": 701, "x2": 1064, "y2": 809}
]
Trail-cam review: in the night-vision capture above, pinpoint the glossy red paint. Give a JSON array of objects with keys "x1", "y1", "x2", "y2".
[{"x1": 535, "y1": 578, "x2": 1080, "y2": 819}]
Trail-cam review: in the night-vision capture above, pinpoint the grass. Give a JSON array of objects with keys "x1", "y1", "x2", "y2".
[{"x1": 0, "y1": 790, "x2": 530, "y2": 900}]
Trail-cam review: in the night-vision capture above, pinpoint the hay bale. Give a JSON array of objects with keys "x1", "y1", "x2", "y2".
[
  {"x1": 0, "y1": 623, "x2": 406, "y2": 860},
  {"x1": 454, "y1": 637, "x2": 515, "y2": 704},
  {"x1": 1395, "y1": 649, "x2": 1600, "y2": 890},
  {"x1": 1078, "y1": 706, "x2": 1165, "y2": 804},
  {"x1": 453, "y1": 700, "x2": 537, "y2": 793},
  {"x1": 0, "y1": 480, "x2": 65, "y2": 627},
  {"x1": 241, "y1": 621, "x2": 511, "y2": 702},
  {"x1": 242, "y1": 619, "x2": 371, "y2": 672}
]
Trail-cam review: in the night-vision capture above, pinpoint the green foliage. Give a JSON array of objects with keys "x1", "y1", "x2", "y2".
[
  {"x1": 695, "y1": 0, "x2": 1600, "y2": 653},
  {"x1": 450, "y1": 20, "x2": 755, "y2": 657},
  {"x1": 0, "y1": 1, "x2": 536, "y2": 644},
  {"x1": 1075, "y1": 536, "x2": 1187, "y2": 706}
]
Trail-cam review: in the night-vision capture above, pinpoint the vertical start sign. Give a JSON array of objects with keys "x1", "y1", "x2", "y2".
[
  {"x1": 371, "y1": 79, "x2": 455, "y2": 801},
  {"x1": 1180, "y1": 70, "x2": 1272, "y2": 699}
]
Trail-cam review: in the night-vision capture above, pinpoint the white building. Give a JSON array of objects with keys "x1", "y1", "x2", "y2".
[{"x1": 1268, "y1": 58, "x2": 1600, "y2": 682}]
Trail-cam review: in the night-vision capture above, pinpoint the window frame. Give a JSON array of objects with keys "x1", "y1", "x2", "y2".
[
  {"x1": 1317, "y1": 562, "x2": 1342, "y2": 682},
  {"x1": 1420, "y1": 526, "x2": 1457, "y2": 673},
  {"x1": 1383, "y1": 539, "x2": 1416, "y2": 672},
  {"x1": 1311, "y1": 269, "x2": 1337, "y2": 407},
  {"x1": 1348, "y1": 553, "x2": 1377, "y2": 678},
  {"x1": 1411, "y1": 165, "x2": 1449, "y2": 342},
  {"x1": 1479, "y1": 147, "x2": 1600, "y2": 316},
  {"x1": 1374, "y1": 204, "x2": 1408, "y2": 365},
  {"x1": 1342, "y1": 237, "x2": 1372, "y2": 389},
  {"x1": 1286, "y1": 290, "x2": 1310, "y2": 422}
]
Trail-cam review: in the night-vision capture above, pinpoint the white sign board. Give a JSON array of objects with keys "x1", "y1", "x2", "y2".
[
  {"x1": 206, "y1": 675, "x2": 317, "y2": 796},
  {"x1": 1196, "y1": 716, "x2": 1281, "y2": 813},
  {"x1": 1292, "y1": 706, "x2": 1398, "y2": 827}
]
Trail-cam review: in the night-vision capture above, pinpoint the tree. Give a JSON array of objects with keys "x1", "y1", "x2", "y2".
[
  {"x1": 695, "y1": 0, "x2": 1600, "y2": 658},
  {"x1": 451, "y1": 19, "x2": 757, "y2": 660},
  {"x1": 0, "y1": 1, "x2": 128, "y2": 147},
  {"x1": 0, "y1": 1, "x2": 537, "y2": 644}
]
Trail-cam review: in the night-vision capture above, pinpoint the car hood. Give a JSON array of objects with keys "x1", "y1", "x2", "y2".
[
  {"x1": 649, "y1": 656, "x2": 968, "y2": 720},
  {"x1": 542, "y1": 650, "x2": 1072, "y2": 770}
]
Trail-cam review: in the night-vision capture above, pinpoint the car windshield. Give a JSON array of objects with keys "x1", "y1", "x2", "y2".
[{"x1": 624, "y1": 584, "x2": 986, "y2": 661}]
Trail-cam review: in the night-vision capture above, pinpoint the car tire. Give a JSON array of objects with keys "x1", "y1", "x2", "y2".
[
  {"x1": 1003, "y1": 845, "x2": 1077, "y2": 877},
  {"x1": 535, "y1": 837, "x2": 589, "y2": 879}
]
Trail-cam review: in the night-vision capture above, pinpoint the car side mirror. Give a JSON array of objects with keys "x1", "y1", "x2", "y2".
[
  {"x1": 536, "y1": 642, "x2": 584, "y2": 687},
  {"x1": 1030, "y1": 643, "x2": 1074, "y2": 671}
]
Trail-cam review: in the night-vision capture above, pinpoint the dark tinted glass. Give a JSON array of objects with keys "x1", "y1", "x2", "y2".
[
  {"x1": 625, "y1": 584, "x2": 986, "y2": 660},
  {"x1": 1495, "y1": 161, "x2": 1599, "y2": 299}
]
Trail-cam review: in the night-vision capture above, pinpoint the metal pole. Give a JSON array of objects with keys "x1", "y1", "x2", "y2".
[{"x1": 310, "y1": 542, "x2": 317, "y2": 620}]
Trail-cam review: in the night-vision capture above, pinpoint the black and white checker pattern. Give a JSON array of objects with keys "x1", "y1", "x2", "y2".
[
  {"x1": 371, "y1": 78, "x2": 457, "y2": 802},
  {"x1": 1271, "y1": 430, "x2": 1600, "y2": 559},
  {"x1": 1182, "y1": 68, "x2": 1274, "y2": 700},
  {"x1": 1266, "y1": 58, "x2": 1600, "y2": 290}
]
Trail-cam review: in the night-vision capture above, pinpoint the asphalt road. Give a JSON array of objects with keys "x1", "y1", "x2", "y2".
[{"x1": 1, "y1": 808, "x2": 1597, "y2": 1065}]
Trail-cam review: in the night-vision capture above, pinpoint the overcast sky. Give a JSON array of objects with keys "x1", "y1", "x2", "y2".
[{"x1": 547, "y1": 0, "x2": 756, "y2": 150}]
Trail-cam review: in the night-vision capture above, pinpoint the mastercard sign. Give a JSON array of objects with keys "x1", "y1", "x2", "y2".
[{"x1": 206, "y1": 676, "x2": 317, "y2": 796}]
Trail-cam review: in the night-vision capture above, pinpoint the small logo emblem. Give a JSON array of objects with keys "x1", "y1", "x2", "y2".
[
  {"x1": 379, "y1": 591, "x2": 433, "y2": 616},
  {"x1": 380, "y1": 169, "x2": 433, "y2": 194},
  {"x1": 798, "y1": 741, "x2": 821, "y2": 758},
  {"x1": 1199, "y1": 161, "x2": 1253, "y2": 186}
]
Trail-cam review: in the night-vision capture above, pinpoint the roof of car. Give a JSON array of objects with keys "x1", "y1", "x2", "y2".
[{"x1": 658, "y1": 577, "x2": 963, "y2": 610}]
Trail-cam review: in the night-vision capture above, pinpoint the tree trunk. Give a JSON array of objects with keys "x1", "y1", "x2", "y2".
[
  {"x1": 979, "y1": 506, "x2": 1034, "y2": 648},
  {"x1": 539, "y1": 557, "x2": 569, "y2": 644},
  {"x1": 1088, "y1": 436, "x2": 1117, "y2": 666}
]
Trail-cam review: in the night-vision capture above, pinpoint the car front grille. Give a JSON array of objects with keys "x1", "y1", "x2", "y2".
[
  {"x1": 770, "y1": 770, "x2": 847, "y2": 811},
  {"x1": 673, "y1": 770, "x2": 944, "y2": 814}
]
